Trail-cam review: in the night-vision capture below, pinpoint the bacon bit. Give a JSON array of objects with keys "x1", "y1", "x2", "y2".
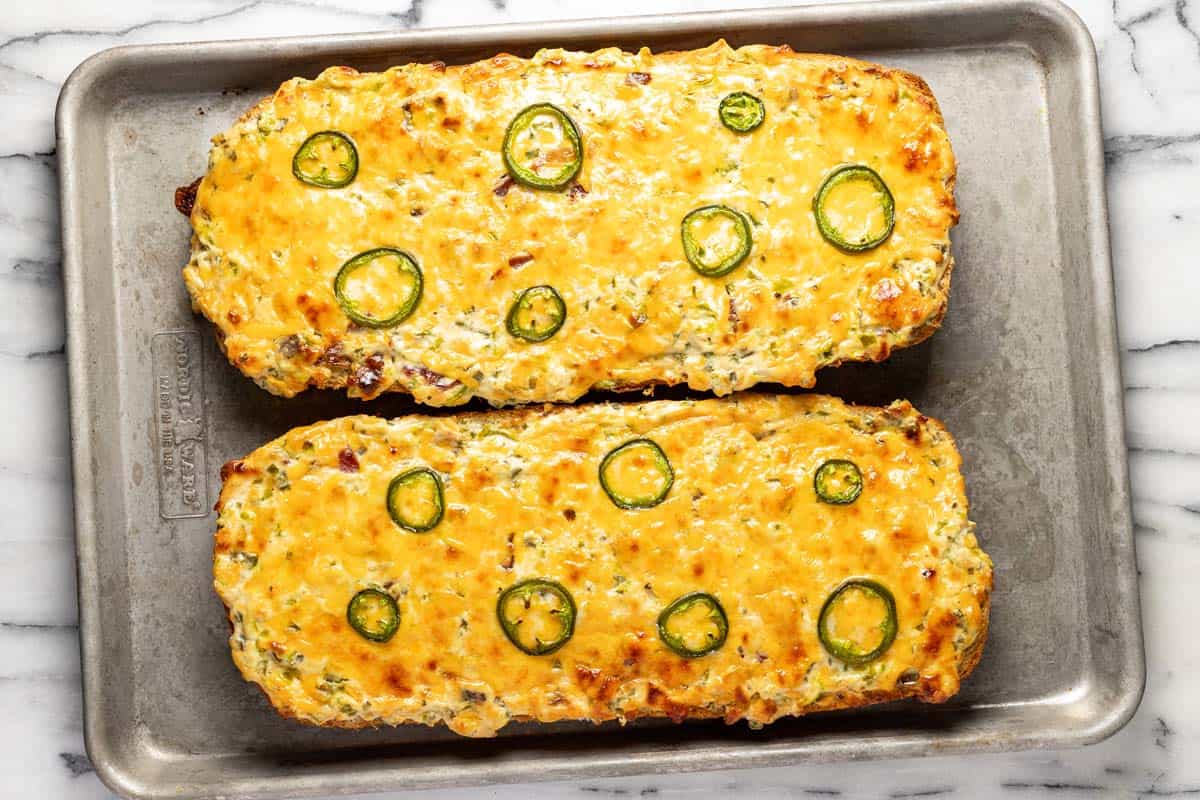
[
  {"x1": 629, "y1": 311, "x2": 648, "y2": 328},
  {"x1": 441, "y1": 117, "x2": 461, "y2": 130},
  {"x1": 318, "y1": 342, "x2": 350, "y2": 371},
  {"x1": 338, "y1": 448, "x2": 359, "y2": 473},
  {"x1": 626, "y1": 72, "x2": 651, "y2": 85},
  {"x1": 278, "y1": 335, "x2": 302, "y2": 358},
  {"x1": 269, "y1": 641, "x2": 287, "y2": 657},
  {"x1": 220, "y1": 459, "x2": 251, "y2": 481},
  {"x1": 575, "y1": 664, "x2": 601, "y2": 683},
  {"x1": 410, "y1": 207, "x2": 425, "y2": 217},
  {"x1": 493, "y1": 174, "x2": 516, "y2": 197},
  {"x1": 227, "y1": 310, "x2": 242, "y2": 325},
  {"x1": 174, "y1": 177, "x2": 202, "y2": 217},
  {"x1": 691, "y1": 562, "x2": 705, "y2": 577},
  {"x1": 400, "y1": 363, "x2": 462, "y2": 390},
  {"x1": 545, "y1": 57, "x2": 564, "y2": 67},
  {"x1": 872, "y1": 278, "x2": 901, "y2": 302},
  {"x1": 352, "y1": 354, "x2": 385, "y2": 393},
  {"x1": 922, "y1": 568, "x2": 936, "y2": 579},
  {"x1": 429, "y1": 61, "x2": 446, "y2": 73},
  {"x1": 508, "y1": 252, "x2": 534, "y2": 268},
  {"x1": 727, "y1": 296, "x2": 744, "y2": 331},
  {"x1": 567, "y1": 182, "x2": 588, "y2": 201}
]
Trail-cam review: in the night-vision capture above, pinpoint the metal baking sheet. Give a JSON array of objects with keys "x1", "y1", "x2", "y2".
[{"x1": 57, "y1": 0, "x2": 1144, "y2": 797}]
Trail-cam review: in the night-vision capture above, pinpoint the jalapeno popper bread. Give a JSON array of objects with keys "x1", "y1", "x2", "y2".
[
  {"x1": 183, "y1": 41, "x2": 958, "y2": 406},
  {"x1": 214, "y1": 395, "x2": 991, "y2": 736}
]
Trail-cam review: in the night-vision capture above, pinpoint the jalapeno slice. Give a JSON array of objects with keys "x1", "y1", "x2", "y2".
[
  {"x1": 347, "y1": 588, "x2": 400, "y2": 643},
  {"x1": 333, "y1": 247, "x2": 423, "y2": 328},
  {"x1": 292, "y1": 130, "x2": 358, "y2": 188},
  {"x1": 496, "y1": 579, "x2": 577, "y2": 655},
  {"x1": 813, "y1": 458, "x2": 863, "y2": 505},
  {"x1": 718, "y1": 92, "x2": 765, "y2": 133},
  {"x1": 681, "y1": 204, "x2": 753, "y2": 277},
  {"x1": 387, "y1": 467, "x2": 445, "y2": 533},
  {"x1": 506, "y1": 285, "x2": 566, "y2": 342},
  {"x1": 501, "y1": 103, "x2": 583, "y2": 191},
  {"x1": 812, "y1": 164, "x2": 895, "y2": 252},
  {"x1": 657, "y1": 592, "x2": 728, "y2": 658},
  {"x1": 817, "y1": 579, "x2": 897, "y2": 665},
  {"x1": 598, "y1": 438, "x2": 674, "y2": 509}
]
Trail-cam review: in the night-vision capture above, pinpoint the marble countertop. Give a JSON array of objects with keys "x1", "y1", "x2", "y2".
[{"x1": 4, "y1": 0, "x2": 1197, "y2": 796}]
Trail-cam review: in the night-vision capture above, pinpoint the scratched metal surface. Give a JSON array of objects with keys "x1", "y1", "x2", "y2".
[{"x1": 56, "y1": 1, "x2": 1143, "y2": 797}]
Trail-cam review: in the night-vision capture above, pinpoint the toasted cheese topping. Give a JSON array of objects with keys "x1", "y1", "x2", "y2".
[
  {"x1": 214, "y1": 395, "x2": 991, "y2": 736},
  {"x1": 184, "y1": 41, "x2": 957, "y2": 406}
]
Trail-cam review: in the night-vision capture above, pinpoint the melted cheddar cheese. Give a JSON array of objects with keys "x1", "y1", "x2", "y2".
[
  {"x1": 214, "y1": 395, "x2": 991, "y2": 736},
  {"x1": 184, "y1": 42, "x2": 958, "y2": 406}
]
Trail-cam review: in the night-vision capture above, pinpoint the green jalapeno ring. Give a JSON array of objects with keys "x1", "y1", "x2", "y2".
[
  {"x1": 817, "y1": 578, "x2": 898, "y2": 665},
  {"x1": 812, "y1": 164, "x2": 895, "y2": 253},
  {"x1": 346, "y1": 588, "x2": 400, "y2": 643},
  {"x1": 333, "y1": 247, "x2": 423, "y2": 328},
  {"x1": 657, "y1": 592, "x2": 729, "y2": 658},
  {"x1": 506, "y1": 285, "x2": 567, "y2": 342},
  {"x1": 501, "y1": 103, "x2": 584, "y2": 191},
  {"x1": 813, "y1": 458, "x2": 863, "y2": 505},
  {"x1": 718, "y1": 92, "x2": 766, "y2": 133},
  {"x1": 496, "y1": 578, "x2": 577, "y2": 655},
  {"x1": 681, "y1": 204, "x2": 753, "y2": 277},
  {"x1": 292, "y1": 130, "x2": 359, "y2": 188},
  {"x1": 598, "y1": 438, "x2": 674, "y2": 510},
  {"x1": 386, "y1": 467, "x2": 445, "y2": 533}
]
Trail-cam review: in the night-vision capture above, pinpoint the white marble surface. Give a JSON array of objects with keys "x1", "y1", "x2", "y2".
[{"x1": 2, "y1": 0, "x2": 1198, "y2": 796}]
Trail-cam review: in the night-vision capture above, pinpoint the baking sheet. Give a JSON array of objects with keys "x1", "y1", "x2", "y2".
[{"x1": 56, "y1": 1, "x2": 1144, "y2": 797}]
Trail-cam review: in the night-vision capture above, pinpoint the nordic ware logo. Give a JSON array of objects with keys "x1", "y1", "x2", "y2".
[{"x1": 152, "y1": 331, "x2": 210, "y2": 519}]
